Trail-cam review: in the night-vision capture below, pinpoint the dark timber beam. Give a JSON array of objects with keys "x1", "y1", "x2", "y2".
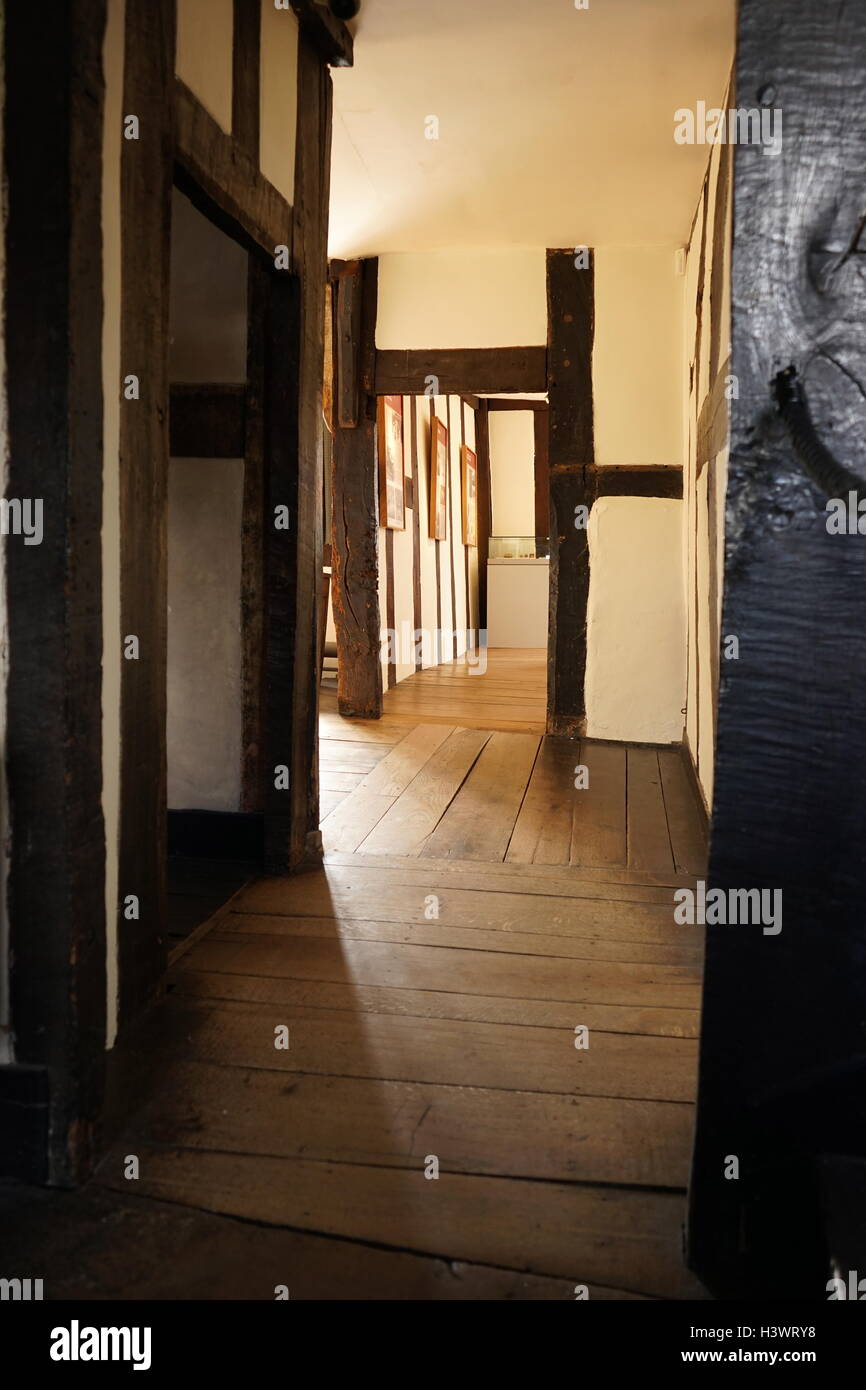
[
  {"x1": 546, "y1": 248, "x2": 595, "y2": 735},
  {"x1": 117, "y1": 0, "x2": 176, "y2": 1033},
  {"x1": 593, "y1": 465, "x2": 682, "y2": 500},
  {"x1": 375, "y1": 346, "x2": 548, "y2": 397},
  {"x1": 3, "y1": 0, "x2": 108, "y2": 1184},
  {"x1": 232, "y1": 0, "x2": 261, "y2": 164},
  {"x1": 334, "y1": 256, "x2": 363, "y2": 427},
  {"x1": 331, "y1": 259, "x2": 383, "y2": 719},
  {"x1": 273, "y1": 29, "x2": 334, "y2": 871},
  {"x1": 174, "y1": 78, "x2": 292, "y2": 259},
  {"x1": 688, "y1": 0, "x2": 866, "y2": 1299},
  {"x1": 169, "y1": 384, "x2": 246, "y2": 457},
  {"x1": 241, "y1": 260, "x2": 267, "y2": 814},
  {"x1": 290, "y1": 0, "x2": 353, "y2": 68}
]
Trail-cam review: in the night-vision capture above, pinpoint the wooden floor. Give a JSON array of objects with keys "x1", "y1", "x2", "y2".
[
  {"x1": 380, "y1": 647, "x2": 547, "y2": 733},
  {"x1": 320, "y1": 688, "x2": 706, "y2": 874},
  {"x1": 3, "y1": 663, "x2": 707, "y2": 1300},
  {"x1": 54, "y1": 682, "x2": 708, "y2": 1301}
]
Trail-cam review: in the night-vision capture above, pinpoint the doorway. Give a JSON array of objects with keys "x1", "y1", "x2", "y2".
[{"x1": 165, "y1": 189, "x2": 260, "y2": 944}]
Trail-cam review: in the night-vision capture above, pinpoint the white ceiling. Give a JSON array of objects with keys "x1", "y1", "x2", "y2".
[{"x1": 329, "y1": 0, "x2": 735, "y2": 257}]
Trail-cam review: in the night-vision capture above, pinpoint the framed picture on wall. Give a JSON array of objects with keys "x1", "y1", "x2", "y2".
[
  {"x1": 461, "y1": 444, "x2": 478, "y2": 546},
  {"x1": 377, "y1": 395, "x2": 405, "y2": 530},
  {"x1": 429, "y1": 415, "x2": 449, "y2": 541}
]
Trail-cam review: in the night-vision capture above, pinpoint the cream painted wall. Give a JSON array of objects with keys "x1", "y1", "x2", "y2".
[
  {"x1": 488, "y1": 409, "x2": 535, "y2": 536},
  {"x1": 593, "y1": 246, "x2": 684, "y2": 468},
  {"x1": 102, "y1": 0, "x2": 124, "y2": 1049},
  {"x1": 376, "y1": 250, "x2": 546, "y2": 350},
  {"x1": 260, "y1": 0, "x2": 298, "y2": 204},
  {"x1": 585, "y1": 498, "x2": 686, "y2": 745},
  {"x1": 176, "y1": 0, "x2": 233, "y2": 133}
]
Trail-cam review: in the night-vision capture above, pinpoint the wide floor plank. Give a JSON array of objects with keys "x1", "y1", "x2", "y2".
[
  {"x1": 98, "y1": 1147, "x2": 702, "y2": 1299},
  {"x1": 358, "y1": 728, "x2": 491, "y2": 855},
  {"x1": 174, "y1": 967, "x2": 701, "y2": 1038},
  {"x1": 627, "y1": 748, "x2": 675, "y2": 873},
  {"x1": 658, "y1": 747, "x2": 708, "y2": 876},
  {"x1": 218, "y1": 911, "x2": 703, "y2": 967},
  {"x1": 506, "y1": 735, "x2": 579, "y2": 864},
  {"x1": 571, "y1": 741, "x2": 627, "y2": 867},
  {"x1": 421, "y1": 731, "x2": 540, "y2": 861},
  {"x1": 128, "y1": 1060, "x2": 694, "y2": 1187},
  {"x1": 233, "y1": 880, "x2": 690, "y2": 951},
  {"x1": 322, "y1": 725, "x2": 458, "y2": 853},
  {"x1": 184, "y1": 934, "x2": 701, "y2": 1013}
]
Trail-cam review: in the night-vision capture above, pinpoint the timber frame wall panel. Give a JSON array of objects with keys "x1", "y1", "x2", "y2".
[
  {"x1": 3, "y1": 0, "x2": 108, "y2": 1183},
  {"x1": 689, "y1": 0, "x2": 866, "y2": 1297}
]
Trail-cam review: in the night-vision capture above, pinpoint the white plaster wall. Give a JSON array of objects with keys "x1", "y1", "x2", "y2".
[
  {"x1": 167, "y1": 459, "x2": 244, "y2": 811},
  {"x1": 585, "y1": 497, "x2": 686, "y2": 745},
  {"x1": 102, "y1": 0, "x2": 124, "y2": 1048},
  {"x1": 488, "y1": 409, "x2": 535, "y2": 537},
  {"x1": 260, "y1": 0, "x2": 298, "y2": 204},
  {"x1": 176, "y1": 0, "x2": 233, "y2": 133},
  {"x1": 593, "y1": 245, "x2": 684, "y2": 468},
  {"x1": 376, "y1": 250, "x2": 546, "y2": 350}
]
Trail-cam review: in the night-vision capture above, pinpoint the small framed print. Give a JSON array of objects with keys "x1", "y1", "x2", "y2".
[
  {"x1": 461, "y1": 444, "x2": 478, "y2": 546},
  {"x1": 378, "y1": 395, "x2": 405, "y2": 530},
  {"x1": 429, "y1": 415, "x2": 449, "y2": 541}
]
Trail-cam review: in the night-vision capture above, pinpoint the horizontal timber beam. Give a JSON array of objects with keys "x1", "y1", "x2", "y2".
[
  {"x1": 169, "y1": 383, "x2": 246, "y2": 457},
  {"x1": 375, "y1": 346, "x2": 548, "y2": 396},
  {"x1": 593, "y1": 465, "x2": 683, "y2": 500}
]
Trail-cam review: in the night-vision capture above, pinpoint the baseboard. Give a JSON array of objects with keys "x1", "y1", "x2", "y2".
[
  {"x1": 0, "y1": 1065, "x2": 49, "y2": 1183},
  {"x1": 167, "y1": 809, "x2": 264, "y2": 862}
]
